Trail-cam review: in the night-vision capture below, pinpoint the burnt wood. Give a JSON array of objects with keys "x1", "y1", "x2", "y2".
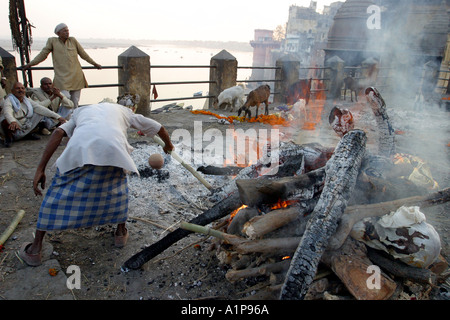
[
  {"x1": 122, "y1": 191, "x2": 242, "y2": 271},
  {"x1": 280, "y1": 129, "x2": 367, "y2": 300},
  {"x1": 236, "y1": 168, "x2": 326, "y2": 207}
]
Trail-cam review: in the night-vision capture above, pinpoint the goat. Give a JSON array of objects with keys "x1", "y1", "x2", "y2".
[
  {"x1": 343, "y1": 76, "x2": 364, "y2": 102},
  {"x1": 213, "y1": 85, "x2": 245, "y2": 112},
  {"x1": 237, "y1": 84, "x2": 270, "y2": 119},
  {"x1": 286, "y1": 78, "x2": 312, "y2": 105}
]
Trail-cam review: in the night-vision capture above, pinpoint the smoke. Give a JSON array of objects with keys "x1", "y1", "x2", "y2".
[{"x1": 362, "y1": 0, "x2": 450, "y2": 187}]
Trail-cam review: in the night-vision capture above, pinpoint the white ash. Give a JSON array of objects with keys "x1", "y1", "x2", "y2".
[{"x1": 127, "y1": 141, "x2": 232, "y2": 225}]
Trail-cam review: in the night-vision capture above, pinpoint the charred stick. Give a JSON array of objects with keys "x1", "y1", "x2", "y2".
[
  {"x1": 122, "y1": 191, "x2": 242, "y2": 271},
  {"x1": 367, "y1": 248, "x2": 436, "y2": 285},
  {"x1": 236, "y1": 167, "x2": 325, "y2": 207}
]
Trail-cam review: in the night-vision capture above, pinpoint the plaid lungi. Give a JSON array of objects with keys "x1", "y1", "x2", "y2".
[{"x1": 37, "y1": 165, "x2": 129, "y2": 231}]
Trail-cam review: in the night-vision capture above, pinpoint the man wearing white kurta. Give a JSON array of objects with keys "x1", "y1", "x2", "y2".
[
  {"x1": 0, "y1": 82, "x2": 66, "y2": 147},
  {"x1": 23, "y1": 23, "x2": 102, "y2": 110},
  {"x1": 18, "y1": 102, "x2": 175, "y2": 266},
  {"x1": 29, "y1": 77, "x2": 75, "y2": 132}
]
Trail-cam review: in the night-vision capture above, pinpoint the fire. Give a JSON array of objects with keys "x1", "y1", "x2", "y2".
[
  {"x1": 229, "y1": 205, "x2": 248, "y2": 221},
  {"x1": 282, "y1": 256, "x2": 291, "y2": 261},
  {"x1": 270, "y1": 200, "x2": 297, "y2": 210}
]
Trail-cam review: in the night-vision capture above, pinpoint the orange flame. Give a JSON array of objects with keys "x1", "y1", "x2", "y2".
[
  {"x1": 229, "y1": 205, "x2": 248, "y2": 221},
  {"x1": 270, "y1": 200, "x2": 297, "y2": 210}
]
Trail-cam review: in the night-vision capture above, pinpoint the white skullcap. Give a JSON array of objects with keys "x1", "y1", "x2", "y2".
[{"x1": 54, "y1": 23, "x2": 68, "y2": 34}]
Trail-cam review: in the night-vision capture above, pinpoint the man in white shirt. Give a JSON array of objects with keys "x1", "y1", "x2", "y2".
[
  {"x1": 0, "y1": 82, "x2": 66, "y2": 147},
  {"x1": 18, "y1": 102, "x2": 174, "y2": 266},
  {"x1": 29, "y1": 77, "x2": 75, "y2": 134}
]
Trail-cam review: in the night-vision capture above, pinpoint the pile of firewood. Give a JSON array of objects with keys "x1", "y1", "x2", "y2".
[{"x1": 181, "y1": 133, "x2": 449, "y2": 300}]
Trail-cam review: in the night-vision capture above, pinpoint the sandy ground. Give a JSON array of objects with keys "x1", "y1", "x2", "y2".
[{"x1": 0, "y1": 96, "x2": 449, "y2": 302}]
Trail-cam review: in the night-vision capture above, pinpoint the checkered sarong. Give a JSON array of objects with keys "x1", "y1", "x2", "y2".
[{"x1": 37, "y1": 165, "x2": 129, "y2": 231}]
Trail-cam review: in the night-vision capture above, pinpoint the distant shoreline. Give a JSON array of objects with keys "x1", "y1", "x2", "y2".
[{"x1": 0, "y1": 37, "x2": 253, "y2": 52}]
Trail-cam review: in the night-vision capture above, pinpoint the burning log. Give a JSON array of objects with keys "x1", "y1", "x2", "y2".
[
  {"x1": 280, "y1": 129, "x2": 367, "y2": 300},
  {"x1": 236, "y1": 168, "x2": 325, "y2": 207},
  {"x1": 242, "y1": 203, "x2": 315, "y2": 240}
]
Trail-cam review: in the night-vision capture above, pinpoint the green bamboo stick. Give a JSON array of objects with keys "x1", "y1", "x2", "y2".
[{"x1": 0, "y1": 210, "x2": 25, "y2": 246}]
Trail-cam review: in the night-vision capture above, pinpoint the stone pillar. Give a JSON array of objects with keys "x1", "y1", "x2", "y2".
[
  {"x1": 118, "y1": 46, "x2": 151, "y2": 116},
  {"x1": 0, "y1": 47, "x2": 18, "y2": 94},
  {"x1": 208, "y1": 50, "x2": 237, "y2": 109},
  {"x1": 274, "y1": 55, "x2": 300, "y2": 104},
  {"x1": 325, "y1": 55, "x2": 345, "y2": 100}
]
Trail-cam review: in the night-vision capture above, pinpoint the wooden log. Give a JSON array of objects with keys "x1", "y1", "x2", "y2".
[
  {"x1": 322, "y1": 238, "x2": 397, "y2": 300},
  {"x1": 243, "y1": 203, "x2": 314, "y2": 240},
  {"x1": 367, "y1": 248, "x2": 436, "y2": 285},
  {"x1": 226, "y1": 260, "x2": 291, "y2": 282},
  {"x1": 228, "y1": 207, "x2": 259, "y2": 236},
  {"x1": 234, "y1": 237, "x2": 301, "y2": 255},
  {"x1": 236, "y1": 167, "x2": 326, "y2": 207},
  {"x1": 329, "y1": 187, "x2": 450, "y2": 250},
  {"x1": 280, "y1": 129, "x2": 367, "y2": 300}
]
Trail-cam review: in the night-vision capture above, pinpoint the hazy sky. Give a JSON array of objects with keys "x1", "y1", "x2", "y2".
[{"x1": 1, "y1": 0, "x2": 338, "y2": 42}]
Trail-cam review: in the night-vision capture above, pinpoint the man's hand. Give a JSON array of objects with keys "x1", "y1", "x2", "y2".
[
  {"x1": 8, "y1": 121, "x2": 20, "y2": 131},
  {"x1": 52, "y1": 87, "x2": 64, "y2": 100},
  {"x1": 57, "y1": 117, "x2": 67, "y2": 124},
  {"x1": 33, "y1": 169, "x2": 46, "y2": 196},
  {"x1": 94, "y1": 63, "x2": 102, "y2": 70}
]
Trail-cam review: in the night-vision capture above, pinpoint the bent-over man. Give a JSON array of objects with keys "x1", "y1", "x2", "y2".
[{"x1": 18, "y1": 102, "x2": 174, "y2": 266}]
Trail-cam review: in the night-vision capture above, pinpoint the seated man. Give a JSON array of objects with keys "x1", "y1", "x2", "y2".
[
  {"x1": 0, "y1": 82, "x2": 66, "y2": 147},
  {"x1": 28, "y1": 77, "x2": 74, "y2": 134}
]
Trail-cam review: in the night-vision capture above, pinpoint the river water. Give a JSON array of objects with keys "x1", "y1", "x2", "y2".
[{"x1": 4, "y1": 42, "x2": 253, "y2": 110}]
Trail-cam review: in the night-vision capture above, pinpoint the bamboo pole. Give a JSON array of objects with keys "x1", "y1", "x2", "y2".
[
  {"x1": 179, "y1": 221, "x2": 245, "y2": 246},
  {"x1": 0, "y1": 210, "x2": 25, "y2": 246}
]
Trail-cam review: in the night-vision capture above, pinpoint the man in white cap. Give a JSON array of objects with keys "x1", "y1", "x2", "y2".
[{"x1": 23, "y1": 23, "x2": 102, "y2": 112}]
